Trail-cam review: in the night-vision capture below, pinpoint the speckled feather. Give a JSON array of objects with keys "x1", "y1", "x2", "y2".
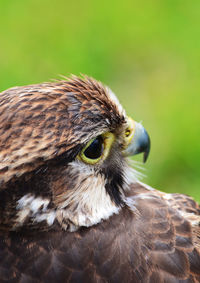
[
  {"x1": 0, "y1": 76, "x2": 199, "y2": 283},
  {"x1": 0, "y1": 183, "x2": 200, "y2": 282},
  {"x1": 0, "y1": 76, "x2": 125, "y2": 186}
]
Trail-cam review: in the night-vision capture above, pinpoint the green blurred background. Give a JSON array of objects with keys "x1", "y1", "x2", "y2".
[{"x1": 0, "y1": 0, "x2": 199, "y2": 201}]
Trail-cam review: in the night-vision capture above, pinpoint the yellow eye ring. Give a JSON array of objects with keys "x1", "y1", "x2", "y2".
[
  {"x1": 124, "y1": 117, "x2": 135, "y2": 148},
  {"x1": 78, "y1": 132, "x2": 115, "y2": 165}
]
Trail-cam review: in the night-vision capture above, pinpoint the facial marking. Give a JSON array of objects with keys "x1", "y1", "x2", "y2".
[
  {"x1": 52, "y1": 161, "x2": 121, "y2": 230},
  {"x1": 50, "y1": 158, "x2": 140, "y2": 230},
  {"x1": 15, "y1": 194, "x2": 56, "y2": 227}
]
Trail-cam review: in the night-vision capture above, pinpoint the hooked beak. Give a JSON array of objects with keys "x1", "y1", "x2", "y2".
[{"x1": 123, "y1": 119, "x2": 150, "y2": 163}]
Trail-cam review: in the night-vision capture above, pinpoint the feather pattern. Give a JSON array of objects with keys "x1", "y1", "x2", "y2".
[{"x1": 0, "y1": 76, "x2": 199, "y2": 282}]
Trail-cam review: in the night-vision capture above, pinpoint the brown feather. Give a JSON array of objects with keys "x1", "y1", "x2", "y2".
[
  {"x1": 0, "y1": 183, "x2": 199, "y2": 282},
  {"x1": 0, "y1": 76, "x2": 199, "y2": 282},
  {"x1": 0, "y1": 76, "x2": 125, "y2": 186}
]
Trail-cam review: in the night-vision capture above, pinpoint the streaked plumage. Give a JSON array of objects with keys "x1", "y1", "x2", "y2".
[{"x1": 0, "y1": 76, "x2": 199, "y2": 282}]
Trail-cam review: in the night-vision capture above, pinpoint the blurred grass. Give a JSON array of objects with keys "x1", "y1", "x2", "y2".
[{"x1": 0, "y1": 0, "x2": 199, "y2": 202}]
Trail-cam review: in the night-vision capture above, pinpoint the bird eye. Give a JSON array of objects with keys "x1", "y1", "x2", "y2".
[
  {"x1": 78, "y1": 132, "x2": 115, "y2": 165},
  {"x1": 125, "y1": 128, "x2": 131, "y2": 137},
  {"x1": 79, "y1": 136, "x2": 104, "y2": 164},
  {"x1": 84, "y1": 136, "x2": 104, "y2": 159}
]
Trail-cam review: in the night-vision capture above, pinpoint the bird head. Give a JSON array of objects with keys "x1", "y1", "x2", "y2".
[{"x1": 0, "y1": 76, "x2": 150, "y2": 232}]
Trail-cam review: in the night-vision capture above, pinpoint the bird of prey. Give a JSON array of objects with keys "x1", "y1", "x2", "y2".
[{"x1": 0, "y1": 76, "x2": 199, "y2": 283}]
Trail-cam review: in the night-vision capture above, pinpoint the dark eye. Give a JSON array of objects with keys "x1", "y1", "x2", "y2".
[
  {"x1": 84, "y1": 136, "x2": 104, "y2": 159},
  {"x1": 78, "y1": 132, "x2": 115, "y2": 164}
]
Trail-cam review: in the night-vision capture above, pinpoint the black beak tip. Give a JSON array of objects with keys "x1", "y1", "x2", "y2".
[{"x1": 143, "y1": 131, "x2": 151, "y2": 163}]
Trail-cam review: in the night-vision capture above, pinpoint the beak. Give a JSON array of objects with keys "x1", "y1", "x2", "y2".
[{"x1": 123, "y1": 120, "x2": 150, "y2": 163}]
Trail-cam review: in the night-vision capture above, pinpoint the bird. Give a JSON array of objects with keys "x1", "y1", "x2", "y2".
[{"x1": 0, "y1": 75, "x2": 199, "y2": 283}]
